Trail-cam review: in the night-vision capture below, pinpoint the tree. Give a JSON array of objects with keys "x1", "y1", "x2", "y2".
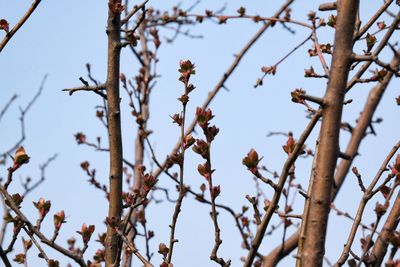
[{"x1": 1, "y1": 0, "x2": 400, "y2": 266}]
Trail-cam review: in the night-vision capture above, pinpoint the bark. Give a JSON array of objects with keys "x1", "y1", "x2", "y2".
[
  {"x1": 262, "y1": 47, "x2": 400, "y2": 266},
  {"x1": 299, "y1": 1, "x2": 359, "y2": 266},
  {"x1": 105, "y1": 1, "x2": 124, "y2": 266}
]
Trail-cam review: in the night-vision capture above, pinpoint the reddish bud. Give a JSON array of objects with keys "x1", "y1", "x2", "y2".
[
  {"x1": 291, "y1": 88, "x2": 306, "y2": 104},
  {"x1": 377, "y1": 21, "x2": 386, "y2": 30},
  {"x1": 48, "y1": 259, "x2": 60, "y2": 267},
  {"x1": 242, "y1": 149, "x2": 259, "y2": 171},
  {"x1": 261, "y1": 65, "x2": 276, "y2": 75},
  {"x1": 178, "y1": 60, "x2": 196, "y2": 83},
  {"x1": 170, "y1": 113, "x2": 183, "y2": 126},
  {"x1": 74, "y1": 132, "x2": 86, "y2": 144},
  {"x1": 79, "y1": 223, "x2": 95, "y2": 244},
  {"x1": 374, "y1": 202, "x2": 387, "y2": 217},
  {"x1": 80, "y1": 161, "x2": 90, "y2": 171},
  {"x1": 211, "y1": 185, "x2": 221, "y2": 199},
  {"x1": 0, "y1": 19, "x2": 9, "y2": 33},
  {"x1": 241, "y1": 216, "x2": 249, "y2": 227},
  {"x1": 119, "y1": 73, "x2": 126, "y2": 82},
  {"x1": 158, "y1": 243, "x2": 169, "y2": 257},
  {"x1": 237, "y1": 7, "x2": 246, "y2": 17},
  {"x1": 109, "y1": 1, "x2": 125, "y2": 14},
  {"x1": 53, "y1": 210, "x2": 66, "y2": 230},
  {"x1": 366, "y1": 33, "x2": 377, "y2": 52},
  {"x1": 33, "y1": 198, "x2": 51, "y2": 219},
  {"x1": 218, "y1": 16, "x2": 228, "y2": 24},
  {"x1": 22, "y1": 237, "x2": 32, "y2": 251},
  {"x1": 196, "y1": 107, "x2": 214, "y2": 129},
  {"x1": 327, "y1": 15, "x2": 336, "y2": 28},
  {"x1": 184, "y1": 134, "x2": 195, "y2": 149},
  {"x1": 13, "y1": 147, "x2": 30, "y2": 170},
  {"x1": 200, "y1": 183, "x2": 206, "y2": 193},
  {"x1": 192, "y1": 139, "x2": 209, "y2": 159},
  {"x1": 141, "y1": 173, "x2": 158, "y2": 196},
  {"x1": 5, "y1": 193, "x2": 23, "y2": 208},
  {"x1": 13, "y1": 254, "x2": 25, "y2": 264}
]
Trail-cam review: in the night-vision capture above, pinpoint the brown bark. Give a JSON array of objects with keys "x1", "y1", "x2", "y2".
[
  {"x1": 263, "y1": 46, "x2": 400, "y2": 266},
  {"x1": 370, "y1": 191, "x2": 400, "y2": 266},
  {"x1": 105, "y1": 1, "x2": 124, "y2": 266},
  {"x1": 299, "y1": 1, "x2": 359, "y2": 266}
]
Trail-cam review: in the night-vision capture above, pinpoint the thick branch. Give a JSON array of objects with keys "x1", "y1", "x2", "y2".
[
  {"x1": 263, "y1": 48, "x2": 400, "y2": 266},
  {"x1": 300, "y1": 2, "x2": 359, "y2": 266},
  {"x1": 104, "y1": 1, "x2": 124, "y2": 266}
]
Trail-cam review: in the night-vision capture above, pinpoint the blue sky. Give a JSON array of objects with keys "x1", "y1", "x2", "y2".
[{"x1": 1, "y1": 1, "x2": 399, "y2": 266}]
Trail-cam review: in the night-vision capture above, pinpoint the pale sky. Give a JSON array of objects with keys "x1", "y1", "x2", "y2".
[{"x1": 1, "y1": 1, "x2": 399, "y2": 266}]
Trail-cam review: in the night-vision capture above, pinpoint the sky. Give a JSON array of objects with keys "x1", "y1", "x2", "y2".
[{"x1": 1, "y1": 0, "x2": 399, "y2": 266}]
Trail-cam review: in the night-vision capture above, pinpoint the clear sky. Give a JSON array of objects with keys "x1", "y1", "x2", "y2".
[{"x1": 1, "y1": 1, "x2": 399, "y2": 266}]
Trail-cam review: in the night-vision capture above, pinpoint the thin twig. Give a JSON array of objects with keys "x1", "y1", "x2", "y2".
[
  {"x1": 0, "y1": 0, "x2": 42, "y2": 53},
  {"x1": 335, "y1": 140, "x2": 400, "y2": 266},
  {"x1": 121, "y1": 0, "x2": 149, "y2": 25},
  {"x1": 0, "y1": 184, "x2": 87, "y2": 266},
  {"x1": 152, "y1": 0, "x2": 296, "y2": 179},
  {"x1": 0, "y1": 94, "x2": 18, "y2": 122},
  {"x1": 244, "y1": 110, "x2": 322, "y2": 267},
  {"x1": 115, "y1": 228, "x2": 153, "y2": 267}
]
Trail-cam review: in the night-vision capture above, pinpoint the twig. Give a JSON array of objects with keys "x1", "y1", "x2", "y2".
[
  {"x1": 0, "y1": 245, "x2": 11, "y2": 267},
  {"x1": 311, "y1": 27, "x2": 330, "y2": 76},
  {"x1": 22, "y1": 226, "x2": 49, "y2": 263},
  {"x1": 121, "y1": 0, "x2": 149, "y2": 26},
  {"x1": 144, "y1": 136, "x2": 255, "y2": 257},
  {"x1": 0, "y1": 94, "x2": 18, "y2": 122},
  {"x1": 62, "y1": 83, "x2": 106, "y2": 98},
  {"x1": 255, "y1": 33, "x2": 312, "y2": 88},
  {"x1": 0, "y1": 75, "x2": 47, "y2": 162},
  {"x1": 0, "y1": 184, "x2": 87, "y2": 266},
  {"x1": 352, "y1": 54, "x2": 400, "y2": 77},
  {"x1": 152, "y1": 0, "x2": 296, "y2": 179},
  {"x1": 0, "y1": 0, "x2": 42, "y2": 53},
  {"x1": 166, "y1": 68, "x2": 190, "y2": 265},
  {"x1": 263, "y1": 46, "x2": 400, "y2": 266},
  {"x1": 115, "y1": 228, "x2": 153, "y2": 267},
  {"x1": 22, "y1": 154, "x2": 57, "y2": 197},
  {"x1": 244, "y1": 110, "x2": 322, "y2": 267},
  {"x1": 335, "y1": 140, "x2": 400, "y2": 266},
  {"x1": 346, "y1": 11, "x2": 400, "y2": 92},
  {"x1": 354, "y1": 0, "x2": 394, "y2": 40}
]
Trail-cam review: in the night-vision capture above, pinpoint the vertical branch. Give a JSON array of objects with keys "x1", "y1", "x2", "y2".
[
  {"x1": 122, "y1": 20, "x2": 151, "y2": 267},
  {"x1": 166, "y1": 78, "x2": 189, "y2": 265},
  {"x1": 105, "y1": 1, "x2": 124, "y2": 266},
  {"x1": 300, "y1": 1, "x2": 359, "y2": 266},
  {"x1": 262, "y1": 47, "x2": 400, "y2": 266}
]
